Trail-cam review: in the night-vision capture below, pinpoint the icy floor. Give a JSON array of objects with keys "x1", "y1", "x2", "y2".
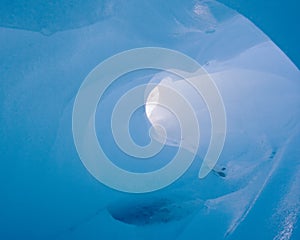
[{"x1": 0, "y1": 1, "x2": 299, "y2": 239}]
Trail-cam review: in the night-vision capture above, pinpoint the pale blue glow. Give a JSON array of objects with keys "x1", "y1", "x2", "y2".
[{"x1": 0, "y1": 1, "x2": 299, "y2": 239}]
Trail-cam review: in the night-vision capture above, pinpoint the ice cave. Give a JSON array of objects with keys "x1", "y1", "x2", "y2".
[{"x1": 0, "y1": 0, "x2": 299, "y2": 239}]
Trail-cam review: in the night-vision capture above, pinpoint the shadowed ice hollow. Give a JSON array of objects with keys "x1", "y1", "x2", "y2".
[{"x1": 0, "y1": 0, "x2": 299, "y2": 240}]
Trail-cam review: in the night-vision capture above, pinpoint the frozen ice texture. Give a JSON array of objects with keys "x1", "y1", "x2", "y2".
[{"x1": 0, "y1": 0, "x2": 299, "y2": 239}]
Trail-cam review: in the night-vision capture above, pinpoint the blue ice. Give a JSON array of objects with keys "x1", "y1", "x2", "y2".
[{"x1": 0, "y1": 1, "x2": 299, "y2": 240}]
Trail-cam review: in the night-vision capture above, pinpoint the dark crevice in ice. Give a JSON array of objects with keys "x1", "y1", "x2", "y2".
[
  {"x1": 212, "y1": 166, "x2": 227, "y2": 178},
  {"x1": 107, "y1": 198, "x2": 198, "y2": 226}
]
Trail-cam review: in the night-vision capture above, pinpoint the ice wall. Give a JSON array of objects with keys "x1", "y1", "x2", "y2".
[{"x1": 0, "y1": 1, "x2": 299, "y2": 239}]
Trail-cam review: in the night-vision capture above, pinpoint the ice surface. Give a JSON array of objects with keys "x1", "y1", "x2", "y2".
[{"x1": 0, "y1": 0, "x2": 299, "y2": 240}]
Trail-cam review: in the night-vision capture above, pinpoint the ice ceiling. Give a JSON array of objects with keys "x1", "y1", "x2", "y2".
[{"x1": 0, "y1": 0, "x2": 299, "y2": 239}]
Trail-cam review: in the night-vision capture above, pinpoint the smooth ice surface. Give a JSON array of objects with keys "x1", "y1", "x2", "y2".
[{"x1": 0, "y1": 1, "x2": 299, "y2": 240}]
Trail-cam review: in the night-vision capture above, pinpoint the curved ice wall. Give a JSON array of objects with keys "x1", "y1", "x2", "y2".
[{"x1": 0, "y1": 0, "x2": 299, "y2": 239}]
